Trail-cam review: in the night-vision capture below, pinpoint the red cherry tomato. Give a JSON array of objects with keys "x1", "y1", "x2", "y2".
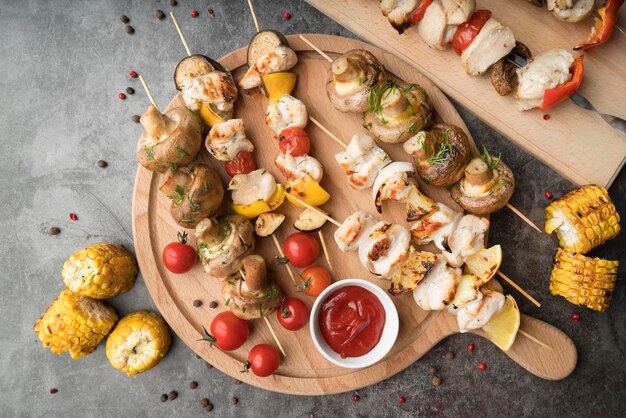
[
  {"x1": 162, "y1": 231, "x2": 197, "y2": 274},
  {"x1": 283, "y1": 232, "x2": 319, "y2": 268},
  {"x1": 278, "y1": 127, "x2": 310, "y2": 157},
  {"x1": 203, "y1": 311, "x2": 249, "y2": 351},
  {"x1": 225, "y1": 151, "x2": 256, "y2": 177},
  {"x1": 277, "y1": 297, "x2": 309, "y2": 331},
  {"x1": 244, "y1": 344, "x2": 281, "y2": 377},
  {"x1": 452, "y1": 10, "x2": 492, "y2": 55},
  {"x1": 299, "y1": 266, "x2": 332, "y2": 297}
]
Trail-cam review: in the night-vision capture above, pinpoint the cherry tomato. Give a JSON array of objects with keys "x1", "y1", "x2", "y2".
[
  {"x1": 283, "y1": 232, "x2": 319, "y2": 268},
  {"x1": 299, "y1": 266, "x2": 332, "y2": 297},
  {"x1": 278, "y1": 127, "x2": 310, "y2": 157},
  {"x1": 277, "y1": 297, "x2": 309, "y2": 331},
  {"x1": 225, "y1": 151, "x2": 256, "y2": 177},
  {"x1": 452, "y1": 10, "x2": 492, "y2": 55},
  {"x1": 202, "y1": 311, "x2": 249, "y2": 351},
  {"x1": 244, "y1": 344, "x2": 281, "y2": 377},
  {"x1": 163, "y1": 231, "x2": 197, "y2": 274}
]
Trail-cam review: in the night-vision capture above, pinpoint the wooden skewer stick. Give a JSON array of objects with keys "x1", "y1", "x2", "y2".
[
  {"x1": 270, "y1": 235, "x2": 298, "y2": 284},
  {"x1": 299, "y1": 35, "x2": 333, "y2": 63},
  {"x1": 310, "y1": 116, "x2": 347, "y2": 149},
  {"x1": 505, "y1": 203, "x2": 542, "y2": 233},
  {"x1": 519, "y1": 329, "x2": 552, "y2": 350},
  {"x1": 496, "y1": 271, "x2": 541, "y2": 308},
  {"x1": 247, "y1": 0, "x2": 261, "y2": 33},
  {"x1": 318, "y1": 230, "x2": 333, "y2": 271},
  {"x1": 239, "y1": 269, "x2": 287, "y2": 357},
  {"x1": 170, "y1": 11, "x2": 192, "y2": 57},
  {"x1": 138, "y1": 75, "x2": 160, "y2": 112}
]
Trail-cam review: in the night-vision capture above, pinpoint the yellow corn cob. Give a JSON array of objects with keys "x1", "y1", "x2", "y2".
[
  {"x1": 34, "y1": 290, "x2": 118, "y2": 359},
  {"x1": 549, "y1": 248, "x2": 619, "y2": 312},
  {"x1": 106, "y1": 311, "x2": 171, "y2": 375},
  {"x1": 545, "y1": 184, "x2": 620, "y2": 254},
  {"x1": 62, "y1": 243, "x2": 138, "y2": 299}
]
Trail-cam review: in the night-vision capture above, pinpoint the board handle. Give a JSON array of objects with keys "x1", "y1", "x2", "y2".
[{"x1": 415, "y1": 312, "x2": 576, "y2": 380}]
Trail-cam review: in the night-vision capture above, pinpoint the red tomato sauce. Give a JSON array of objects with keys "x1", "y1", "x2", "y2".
[{"x1": 319, "y1": 285, "x2": 386, "y2": 358}]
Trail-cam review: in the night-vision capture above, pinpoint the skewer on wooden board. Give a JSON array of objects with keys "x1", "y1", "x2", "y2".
[
  {"x1": 270, "y1": 234, "x2": 298, "y2": 285},
  {"x1": 300, "y1": 35, "x2": 543, "y2": 235},
  {"x1": 238, "y1": 269, "x2": 287, "y2": 357}
]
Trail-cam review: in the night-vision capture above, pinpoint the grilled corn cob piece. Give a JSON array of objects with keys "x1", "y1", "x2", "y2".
[
  {"x1": 106, "y1": 311, "x2": 171, "y2": 375},
  {"x1": 549, "y1": 248, "x2": 619, "y2": 312},
  {"x1": 62, "y1": 243, "x2": 138, "y2": 299},
  {"x1": 34, "y1": 290, "x2": 118, "y2": 359},
  {"x1": 545, "y1": 185, "x2": 620, "y2": 254}
]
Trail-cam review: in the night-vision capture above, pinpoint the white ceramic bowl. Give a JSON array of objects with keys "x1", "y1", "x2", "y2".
[{"x1": 309, "y1": 278, "x2": 399, "y2": 369}]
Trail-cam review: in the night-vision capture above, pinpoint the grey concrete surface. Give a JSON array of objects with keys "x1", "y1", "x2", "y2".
[{"x1": 1, "y1": 0, "x2": 624, "y2": 417}]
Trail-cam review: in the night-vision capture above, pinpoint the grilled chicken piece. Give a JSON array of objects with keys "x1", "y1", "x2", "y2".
[
  {"x1": 516, "y1": 49, "x2": 574, "y2": 111},
  {"x1": 418, "y1": 0, "x2": 476, "y2": 49},
  {"x1": 441, "y1": 0, "x2": 476, "y2": 42},
  {"x1": 412, "y1": 256, "x2": 460, "y2": 310},
  {"x1": 410, "y1": 203, "x2": 462, "y2": 246},
  {"x1": 547, "y1": 0, "x2": 593, "y2": 22},
  {"x1": 358, "y1": 221, "x2": 411, "y2": 278},
  {"x1": 335, "y1": 133, "x2": 391, "y2": 190},
  {"x1": 456, "y1": 289, "x2": 505, "y2": 332},
  {"x1": 265, "y1": 94, "x2": 308, "y2": 135},
  {"x1": 181, "y1": 71, "x2": 238, "y2": 112},
  {"x1": 239, "y1": 46, "x2": 298, "y2": 90},
  {"x1": 381, "y1": 0, "x2": 419, "y2": 34},
  {"x1": 334, "y1": 211, "x2": 377, "y2": 252},
  {"x1": 206, "y1": 119, "x2": 254, "y2": 162},
  {"x1": 228, "y1": 169, "x2": 277, "y2": 206},
  {"x1": 461, "y1": 17, "x2": 515, "y2": 76},
  {"x1": 275, "y1": 153, "x2": 323, "y2": 184},
  {"x1": 441, "y1": 215, "x2": 489, "y2": 267}
]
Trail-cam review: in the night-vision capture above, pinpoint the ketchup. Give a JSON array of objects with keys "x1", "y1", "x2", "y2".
[{"x1": 319, "y1": 285, "x2": 386, "y2": 358}]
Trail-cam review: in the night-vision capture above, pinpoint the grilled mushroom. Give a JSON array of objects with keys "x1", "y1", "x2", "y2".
[
  {"x1": 547, "y1": 0, "x2": 594, "y2": 22},
  {"x1": 326, "y1": 49, "x2": 385, "y2": 113},
  {"x1": 136, "y1": 105, "x2": 202, "y2": 173},
  {"x1": 403, "y1": 124, "x2": 472, "y2": 187},
  {"x1": 450, "y1": 154, "x2": 515, "y2": 215},
  {"x1": 159, "y1": 163, "x2": 224, "y2": 228},
  {"x1": 491, "y1": 42, "x2": 532, "y2": 96},
  {"x1": 364, "y1": 81, "x2": 433, "y2": 144},
  {"x1": 196, "y1": 215, "x2": 255, "y2": 278},
  {"x1": 221, "y1": 255, "x2": 282, "y2": 320}
]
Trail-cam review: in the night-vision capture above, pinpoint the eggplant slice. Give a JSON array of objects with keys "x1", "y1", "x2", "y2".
[
  {"x1": 174, "y1": 54, "x2": 226, "y2": 91},
  {"x1": 294, "y1": 208, "x2": 328, "y2": 232},
  {"x1": 247, "y1": 30, "x2": 289, "y2": 67}
]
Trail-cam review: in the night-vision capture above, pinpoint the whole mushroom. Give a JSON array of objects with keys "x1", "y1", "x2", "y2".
[
  {"x1": 196, "y1": 214, "x2": 255, "y2": 278},
  {"x1": 403, "y1": 124, "x2": 472, "y2": 187},
  {"x1": 221, "y1": 255, "x2": 282, "y2": 320},
  {"x1": 326, "y1": 49, "x2": 385, "y2": 113},
  {"x1": 364, "y1": 81, "x2": 433, "y2": 144},
  {"x1": 136, "y1": 105, "x2": 202, "y2": 173},
  {"x1": 159, "y1": 163, "x2": 224, "y2": 228},
  {"x1": 450, "y1": 152, "x2": 515, "y2": 215}
]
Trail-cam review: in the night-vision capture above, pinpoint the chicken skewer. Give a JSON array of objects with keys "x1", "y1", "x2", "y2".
[
  {"x1": 299, "y1": 35, "x2": 541, "y2": 233},
  {"x1": 284, "y1": 193, "x2": 547, "y2": 347},
  {"x1": 241, "y1": 2, "x2": 335, "y2": 270}
]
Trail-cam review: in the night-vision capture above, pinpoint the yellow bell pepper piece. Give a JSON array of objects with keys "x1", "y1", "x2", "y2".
[
  {"x1": 285, "y1": 175, "x2": 331, "y2": 208},
  {"x1": 262, "y1": 72, "x2": 297, "y2": 104},
  {"x1": 232, "y1": 184, "x2": 286, "y2": 219},
  {"x1": 199, "y1": 103, "x2": 225, "y2": 128}
]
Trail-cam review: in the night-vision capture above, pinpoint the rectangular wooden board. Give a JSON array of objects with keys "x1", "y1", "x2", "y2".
[{"x1": 305, "y1": 0, "x2": 626, "y2": 187}]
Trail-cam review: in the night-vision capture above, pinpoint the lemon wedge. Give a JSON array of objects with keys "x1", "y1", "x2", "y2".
[
  {"x1": 482, "y1": 295, "x2": 520, "y2": 351},
  {"x1": 465, "y1": 245, "x2": 502, "y2": 284}
]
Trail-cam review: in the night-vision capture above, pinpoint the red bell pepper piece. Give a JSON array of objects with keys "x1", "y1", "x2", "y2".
[
  {"x1": 539, "y1": 56, "x2": 584, "y2": 111},
  {"x1": 407, "y1": 0, "x2": 433, "y2": 26},
  {"x1": 574, "y1": 0, "x2": 624, "y2": 51},
  {"x1": 452, "y1": 10, "x2": 492, "y2": 55}
]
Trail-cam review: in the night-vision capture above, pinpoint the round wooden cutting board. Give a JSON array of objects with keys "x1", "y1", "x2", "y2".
[{"x1": 132, "y1": 34, "x2": 577, "y2": 395}]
